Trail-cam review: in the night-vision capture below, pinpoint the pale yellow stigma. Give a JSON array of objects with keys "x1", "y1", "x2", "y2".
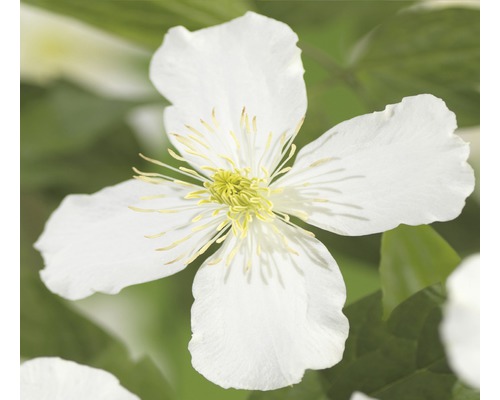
[{"x1": 201, "y1": 169, "x2": 274, "y2": 237}]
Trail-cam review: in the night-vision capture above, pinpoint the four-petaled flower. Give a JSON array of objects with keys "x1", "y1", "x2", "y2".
[{"x1": 35, "y1": 12, "x2": 474, "y2": 390}]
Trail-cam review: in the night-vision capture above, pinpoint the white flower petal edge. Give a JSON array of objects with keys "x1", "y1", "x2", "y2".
[
  {"x1": 350, "y1": 392, "x2": 378, "y2": 400},
  {"x1": 440, "y1": 254, "x2": 480, "y2": 389},
  {"x1": 150, "y1": 11, "x2": 307, "y2": 173},
  {"x1": 21, "y1": 357, "x2": 139, "y2": 400},
  {"x1": 273, "y1": 94, "x2": 474, "y2": 236},
  {"x1": 189, "y1": 220, "x2": 348, "y2": 390},
  {"x1": 35, "y1": 180, "x2": 224, "y2": 300}
]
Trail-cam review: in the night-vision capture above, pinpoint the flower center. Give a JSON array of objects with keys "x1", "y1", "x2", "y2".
[{"x1": 203, "y1": 169, "x2": 274, "y2": 236}]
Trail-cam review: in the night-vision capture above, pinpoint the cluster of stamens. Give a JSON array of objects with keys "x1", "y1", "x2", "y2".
[
  {"x1": 130, "y1": 107, "x2": 313, "y2": 267},
  {"x1": 201, "y1": 169, "x2": 274, "y2": 236}
]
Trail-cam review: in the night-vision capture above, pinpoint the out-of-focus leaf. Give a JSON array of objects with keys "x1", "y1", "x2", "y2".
[
  {"x1": 318, "y1": 286, "x2": 478, "y2": 400},
  {"x1": 21, "y1": 193, "x2": 175, "y2": 400},
  {"x1": 433, "y1": 198, "x2": 480, "y2": 258},
  {"x1": 21, "y1": 81, "x2": 137, "y2": 160},
  {"x1": 380, "y1": 225, "x2": 461, "y2": 318},
  {"x1": 352, "y1": 8, "x2": 479, "y2": 127},
  {"x1": 248, "y1": 370, "x2": 328, "y2": 400},
  {"x1": 257, "y1": 0, "x2": 415, "y2": 64},
  {"x1": 452, "y1": 381, "x2": 480, "y2": 400},
  {"x1": 21, "y1": 82, "x2": 144, "y2": 193},
  {"x1": 22, "y1": 0, "x2": 252, "y2": 49},
  {"x1": 258, "y1": 0, "x2": 415, "y2": 146},
  {"x1": 334, "y1": 252, "x2": 380, "y2": 305}
]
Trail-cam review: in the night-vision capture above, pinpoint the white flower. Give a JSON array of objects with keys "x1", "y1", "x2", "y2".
[
  {"x1": 21, "y1": 357, "x2": 139, "y2": 400},
  {"x1": 35, "y1": 12, "x2": 474, "y2": 390},
  {"x1": 440, "y1": 254, "x2": 480, "y2": 388},
  {"x1": 21, "y1": 4, "x2": 152, "y2": 99},
  {"x1": 350, "y1": 392, "x2": 377, "y2": 400}
]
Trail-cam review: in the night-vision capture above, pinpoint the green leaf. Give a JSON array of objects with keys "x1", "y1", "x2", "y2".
[
  {"x1": 380, "y1": 225, "x2": 461, "y2": 318},
  {"x1": 452, "y1": 381, "x2": 480, "y2": 400},
  {"x1": 352, "y1": 8, "x2": 479, "y2": 127},
  {"x1": 22, "y1": 0, "x2": 252, "y2": 49},
  {"x1": 319, "y1": 286, "x2": 477, "y2": 400},
  {"x1": 21, "y1": 81, "x2": 137, "y2": 160},
  {"x1": 21, "y1": 82, "x2": 143, "y2": 192},
  {"x1": 20, "y1": 193, "x2": 175, "y2": 400},
  {"x1": 248, "y1": 371, "x2": 328, "y2": 400}
]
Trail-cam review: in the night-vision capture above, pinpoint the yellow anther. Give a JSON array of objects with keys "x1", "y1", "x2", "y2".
[{"x1": 200, "y1": 118, "x2": 215, "y2": 133}]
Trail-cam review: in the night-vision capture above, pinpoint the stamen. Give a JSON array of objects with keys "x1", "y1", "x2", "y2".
[
  {"x1": 164, "y1": 253, "x2": 187, "y2": 265},
  {"x1": 144, "y1": 232, "x2": 166, "y2": 239},
  {"x1": 200, "y1": 118, "x2": 215, "y2": 134},
  {"x1": 270, "y1": 144, "x2": 296, "y2": 181},
  {"x1": 185, "y1": 124, "x2": 204, "y2": 138},
  {"x1": 156, "y1": 234, "x2": 194, "y2": 251},
  {"x1": 137, "y1": 154, "x2": 205, "y2": 182},
  {"x1": 309, "y1": 157, "x2": 335, "y2": 168},
  {"x1": 240, "y1": 106, "x2": 246, "y2": 129},
  {"x1": 218, "y1": 154, "x2": 237, "y2": 169},
  {"x1": 211, "y1": 108, "x2": 220, "y2": 129},
  {"x1": 188, "y1": 135, "x2": 210, "y2": 149},
  {"x1": 229, "y1": 130, "x2": 240, "y2": 149}
]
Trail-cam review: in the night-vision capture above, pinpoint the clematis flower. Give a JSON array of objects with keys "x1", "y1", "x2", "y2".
[
  {"x1": 35, "y1": 12, "x2": 474, "y2": 390},
  {"x1": 440, "y1": 254, "x2": 480, "y2": 389},
  {"x1": 21, "y1": 357, "x2": 139, "y2": 399}
]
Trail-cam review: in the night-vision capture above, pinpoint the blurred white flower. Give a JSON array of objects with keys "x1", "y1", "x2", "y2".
[
  {"x1": 21, "y1": 4, "x2": 153, "y2": 99},
  {"x1": 440, "y1": 254, "x2": 480, "y2": 388},
  {"x1": 351, "y1": 392, "x2": 377, "y2": 400},
  {"x1": 418, "y1": 0, "x2": 480, "y2": 9},
  {"x1": 21, "y1": 357, "x2": 139, "y2": 400},
  {"x1": 35, "y1": 12, "x2": 474, "y2": 390},
  {"x1": 126, "y1": 104, "x2": 170, "y2": 156}
]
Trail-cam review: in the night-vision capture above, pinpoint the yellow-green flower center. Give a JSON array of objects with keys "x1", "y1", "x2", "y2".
[{"x1": 203, "y1": 169, "x2": 274, "y2": 236}]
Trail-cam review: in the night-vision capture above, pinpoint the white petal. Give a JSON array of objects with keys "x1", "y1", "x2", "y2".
[
  {"x1": 35, "y1": 180, "x2": 222, "y2": 300},
  {"x1": 21, "y1": 357, "x2": 139, "y2": 400},
  {"x1": 457, "y1": 126, "x2": 480, "y2": 201},
  {"x1": 350, "y1": 392, "x2": 377, "y2": 400},
  {"x1": 150, "y1": 12, "x2": 306, "y2": 173},
  {"x1": 273, "y1": 95, "x2": 474, "y2": 236},
  {"x1": 440, "y1": 254, "x2": 480, "y2": 388},
  {"x1": 21, "y1": 4, "x2": 152, "y2": 99},
  {"x1": 189, "y1": 220, "x2": 348, "y2": 390}
]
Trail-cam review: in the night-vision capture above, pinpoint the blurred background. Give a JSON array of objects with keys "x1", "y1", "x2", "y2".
[{"x1": 20, "y1": 1, "x2": 479, "y2": 399}]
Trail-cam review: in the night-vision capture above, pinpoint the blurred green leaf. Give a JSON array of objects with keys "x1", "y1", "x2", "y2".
[
  {"x1": 21, "y1": 82, "x2": 143, "y2": 193},
  {"x1": 258, "y1": 0, "x2": 416, "y2": 145},
  {"x1": 380, "y1": 225, "x2": 461, "y2": 318},
  {"x1": 433, "y1": 198, "x2": 480, "y2": 258},
  {"x1": 352, "y1": 7, "x2": 479, "y2": 127},
  {"x1": 257, "y1": 0, "x2": 415, "y2": 64},
  {"x1": 21, "y1": 193, "x2": 175, "y2": 400},
  {"x1": 249, "y1": 371, "x2": 327, "y2": 400},
  {"x1": 318, "y1": 286, "x2": 477, "y2": 400},
  {"x1": 21, "y1": 82, "x2": 136, "y2": 160},
  {"x1": 452, "y1": 381, "x2": 480, "y2": 400},
  {"x1": 22, "y1": 0, "x2": 252, "y2": 49}
]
